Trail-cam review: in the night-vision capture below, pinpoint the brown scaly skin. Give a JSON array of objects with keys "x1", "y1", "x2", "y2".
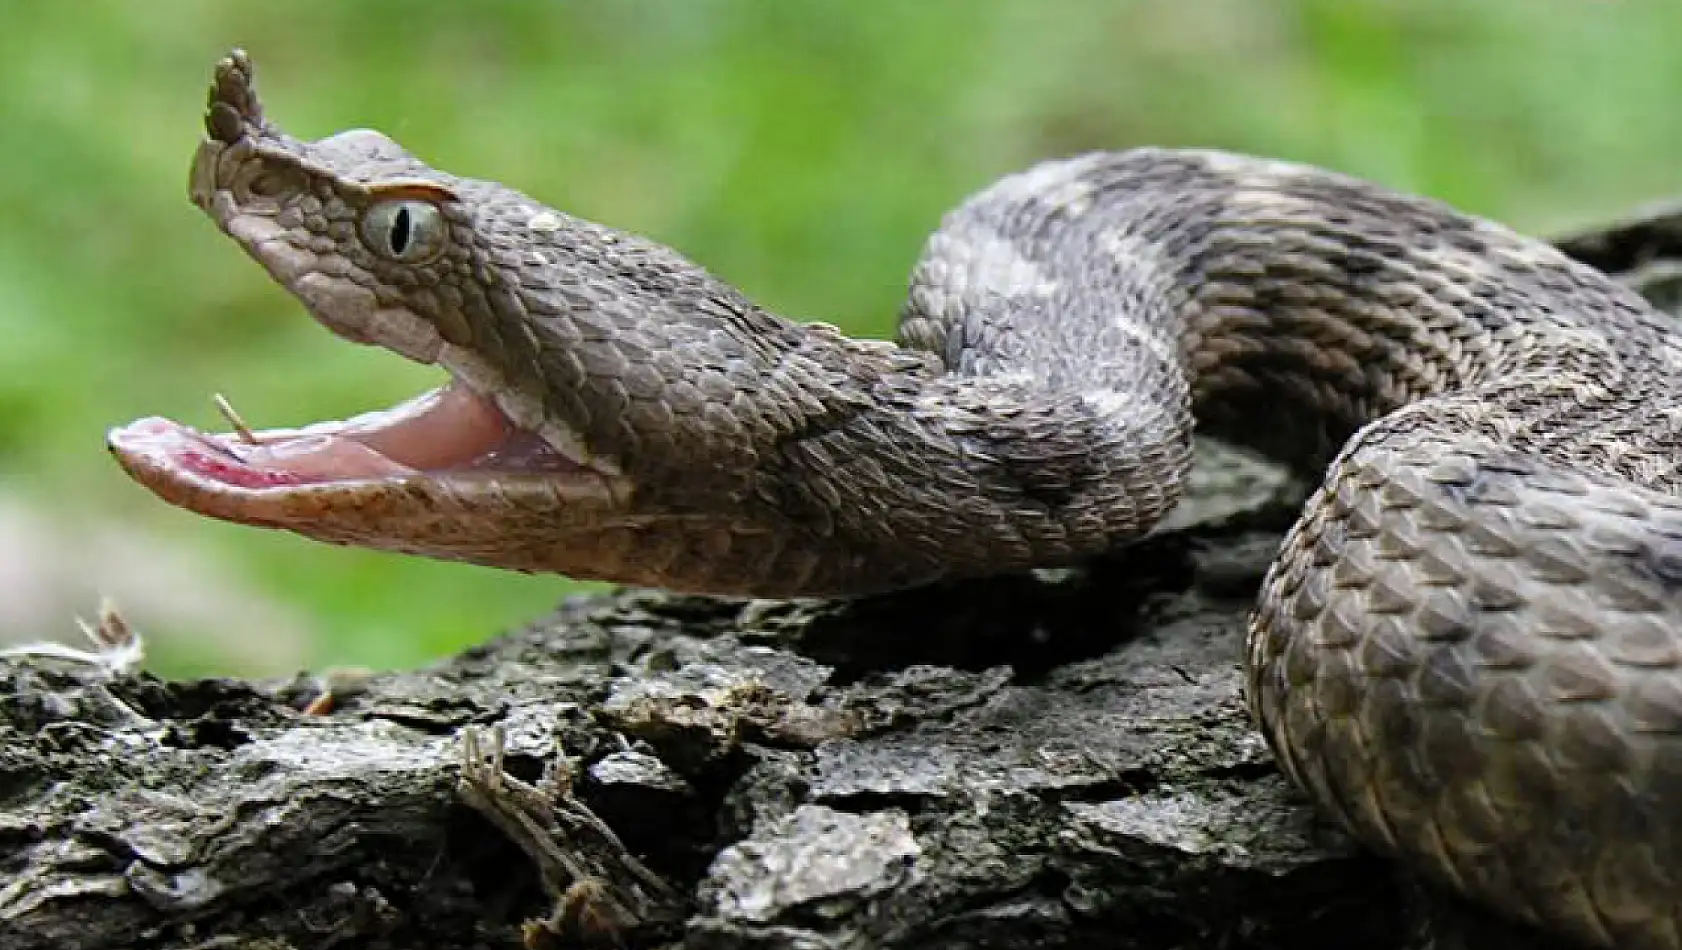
[
  {"x1": 113, "y1": 51, "x2": 1682, "y2": 947},
  {"x1": 114, "y1": 50, "x2": 1189, "y2": 597}
]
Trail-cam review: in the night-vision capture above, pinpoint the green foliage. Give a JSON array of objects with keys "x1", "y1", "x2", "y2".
[{"x1": 3, "y1": 0, "x2": 1679, "y2": 673}]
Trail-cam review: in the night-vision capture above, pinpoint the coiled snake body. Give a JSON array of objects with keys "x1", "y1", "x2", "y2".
[{"x1": 110, "y1": 53, "x2": 1682, "y2": 947}]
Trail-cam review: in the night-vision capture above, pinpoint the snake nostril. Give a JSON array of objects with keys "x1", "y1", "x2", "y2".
[{"x1": 246, "y1": 171, "x2": 287, "y2": 199}]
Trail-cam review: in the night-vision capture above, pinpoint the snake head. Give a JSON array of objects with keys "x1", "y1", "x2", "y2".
[{"x1": 109, "y1": 50, "x2": 877, "y2": 594}]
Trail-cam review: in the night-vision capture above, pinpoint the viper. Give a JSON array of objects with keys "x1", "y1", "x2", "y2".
[{"x1": 110, "y1": 51, "x2": 1682, "y2": 947}]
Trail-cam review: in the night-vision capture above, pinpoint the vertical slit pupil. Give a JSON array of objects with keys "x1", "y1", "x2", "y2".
[{"x1": 390, "y1": 207, "x2": 412, "y2": 254}]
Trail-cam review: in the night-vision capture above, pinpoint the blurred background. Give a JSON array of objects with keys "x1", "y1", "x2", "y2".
[{"x1": 3, "y1": 0, "x2": 1680, "y2": 676}]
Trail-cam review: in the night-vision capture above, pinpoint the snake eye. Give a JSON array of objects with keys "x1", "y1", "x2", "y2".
[{"x1": 360, "y1": 199, "x2": 447, "y2": 263}]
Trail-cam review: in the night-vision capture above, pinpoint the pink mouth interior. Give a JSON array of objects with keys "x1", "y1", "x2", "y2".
[{"x1": 110, "y1": 381, "x2": 583, "y2": 490}]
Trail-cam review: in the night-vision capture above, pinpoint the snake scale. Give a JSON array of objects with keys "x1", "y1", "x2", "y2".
[{"x1": 108, "y1": 52, "x2": 1682, "y2": 947}]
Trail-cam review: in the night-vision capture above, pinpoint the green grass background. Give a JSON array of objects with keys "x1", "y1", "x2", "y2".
[{"x1": 4, "y1": 0, "x2": 1680, "y2": 675}]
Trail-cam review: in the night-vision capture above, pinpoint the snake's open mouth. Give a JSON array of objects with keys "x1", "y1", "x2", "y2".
[{"x1": 106, "y1": 375, "x2": 618, "y2": 522}]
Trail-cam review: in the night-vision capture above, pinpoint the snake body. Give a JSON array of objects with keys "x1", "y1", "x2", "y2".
[{"x1": 109, "y1": 53, "x2": 1682, "y2": 946}]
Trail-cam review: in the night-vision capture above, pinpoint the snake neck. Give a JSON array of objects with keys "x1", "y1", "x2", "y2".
[{"x1": 734, "y1": 326, "x2": 1195, "y2": 593}]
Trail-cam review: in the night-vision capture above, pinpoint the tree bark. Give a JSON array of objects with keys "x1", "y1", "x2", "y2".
[{"x1": 5, "y1": 211, "x2": 1678, "y2": 950}]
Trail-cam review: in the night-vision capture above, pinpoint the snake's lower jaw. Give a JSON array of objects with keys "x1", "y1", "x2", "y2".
[{"x1": 106, "y1": 379, "x2": 630, "y2": 568}]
